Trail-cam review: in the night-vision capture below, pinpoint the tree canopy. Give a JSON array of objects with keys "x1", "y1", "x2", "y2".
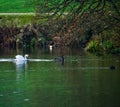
[
  {"x1": 27, "y1": 0, "x2": 119, "y2": 16},
  {"x1": 25, "y1": 0, "x2": 120, "y2": 51}
]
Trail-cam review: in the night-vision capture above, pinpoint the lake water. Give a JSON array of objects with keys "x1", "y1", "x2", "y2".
[{"x1": 0, "y1": 47, "x2": 120, "y2": 107}]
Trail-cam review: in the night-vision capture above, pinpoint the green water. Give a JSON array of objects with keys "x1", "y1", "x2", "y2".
[{"x1": 0, "y1": 48, "x2": 120, "y2": 107}]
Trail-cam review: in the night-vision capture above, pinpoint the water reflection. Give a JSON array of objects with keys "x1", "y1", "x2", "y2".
[
  {"x1": 15, "y1": 62, "x2": 28, "y2": 84},
  {"x1": 15, "y1": 61, "x2": 30, "y2": 105},
  {"x1": 15, "y1": 62, "x2": 27, "y2": 72}
]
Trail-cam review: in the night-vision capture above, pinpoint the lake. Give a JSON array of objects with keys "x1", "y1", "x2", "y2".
[{"x1": 0, "y1": 47, "x2": 120, "y2": 107}]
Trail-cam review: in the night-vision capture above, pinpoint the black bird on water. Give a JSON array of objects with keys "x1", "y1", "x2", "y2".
[
  {"x1": 54, "y1": 55, "x2": 64, "y2": 65},
  {"x1": 110, "y1": 66, "x2": 116, "y2": 70}
]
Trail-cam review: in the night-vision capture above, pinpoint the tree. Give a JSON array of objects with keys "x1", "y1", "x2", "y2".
[
  {"x1": 26, "y1": 0, "x2": 120, "y2": 47},
  {"x1": 27, "y1": 0, "x2": 119, "y2": 16}
]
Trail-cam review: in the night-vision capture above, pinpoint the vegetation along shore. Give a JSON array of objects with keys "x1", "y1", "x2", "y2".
[{"x1": 0, "y1": 0, "x2": 120, "y2": 55}]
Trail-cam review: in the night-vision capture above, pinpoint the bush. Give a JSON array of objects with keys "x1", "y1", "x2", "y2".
[
  {"x1": 31, "y1": 37, "x2": 37, "y2": 47},
  {"x1": 85, "y1": 40, "x2": 100, "y2": 52},
  {"x1": 102, "y1": 41, "x2": 113, "y2": 53}
]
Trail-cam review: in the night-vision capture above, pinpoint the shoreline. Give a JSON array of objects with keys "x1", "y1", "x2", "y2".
[
  {"x1": 0, "y1": 13, "x2": 35, "y2": 16},
  {"x1": 0, "y1": 12, "x2": 68, "y2": 16}
]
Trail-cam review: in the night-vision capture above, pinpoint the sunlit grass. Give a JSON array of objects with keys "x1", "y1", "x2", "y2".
[
  {"x1": 0, "y1": 0, "x2": 34, "y2": 13},
  {"x1": 0, "y1": 14, "x2": 35, "y2": 27}
]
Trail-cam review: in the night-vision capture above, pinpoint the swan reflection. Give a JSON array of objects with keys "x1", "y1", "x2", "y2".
[
  {"x1": 16, "y1": 63, "x2": 27, "y2": 72},
  {"x1": 15, "y1": 60, "x2": 28, "y2": 98}
]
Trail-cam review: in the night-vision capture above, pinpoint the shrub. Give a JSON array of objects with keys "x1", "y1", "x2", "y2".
[
  {"x1": 102, "y1": 41, "x2": 113, "y2": 53},
  {"x1": 85, "y1": 40, "x2": 100, "y2": 52}
]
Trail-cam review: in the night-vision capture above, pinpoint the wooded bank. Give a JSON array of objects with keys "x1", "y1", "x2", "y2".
[{"x1": 0, "y1": 14, "x2": 119, "y2": 55}]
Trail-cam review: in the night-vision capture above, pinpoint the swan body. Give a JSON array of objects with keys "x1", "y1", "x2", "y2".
[
  {"x1": 15, "y1": 54, "x2": 28, "y2": 60},
  {"x1": 15, "y1": 54, "x2": 28, "y2": 64}
]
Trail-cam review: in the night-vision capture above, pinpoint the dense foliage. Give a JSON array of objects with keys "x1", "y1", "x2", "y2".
[
  {"x1": 0, "y1": 0, "x2": 120, "y2": 54},
  {"x1": 31, "y1": 0, "x2": 120, "y2": 54}
]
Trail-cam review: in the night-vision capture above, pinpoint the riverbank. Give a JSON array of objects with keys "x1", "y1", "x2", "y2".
[
  {"x1": 0, "y1": 13, "x2": 119, "y2": 55},
  {"x1": 0, "y1": 13, "x2": 35, "y2": 16},
  {"x1": 0, "y1": 13, "x2": 37, "y2": 28}
]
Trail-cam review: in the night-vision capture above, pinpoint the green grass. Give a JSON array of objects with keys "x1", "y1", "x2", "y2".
[
  {"x1": 0, "y1": 14, "x2": 36, "y2": 27},
  {"x1": 0, "y1": 14, "x2": 49, "y2": 27},
  {"x1": 0, "y1": 0, "x2": 34, "y2": 13}
]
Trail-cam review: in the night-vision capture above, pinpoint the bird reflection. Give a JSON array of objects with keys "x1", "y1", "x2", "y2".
[
  {"x1": 15, "y1": 63, "x2": 27, "y2": 83},
  {"x1": 14, "y1": 62, "x2": 28, "y2": 97},
  {"x1": 16, "y1": 63, "x2": 27, "y2": 72},
  {"x1": 14, "y1": 60, "x2": 28, "y2": 84}
]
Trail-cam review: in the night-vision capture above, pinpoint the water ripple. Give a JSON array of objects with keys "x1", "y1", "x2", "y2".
[
  {"x1": 24, "y1": 99, "x2": 30, "y2": 101},
  {"x1": 0, "y1": 94, "x2": 3, "y2": 97}
]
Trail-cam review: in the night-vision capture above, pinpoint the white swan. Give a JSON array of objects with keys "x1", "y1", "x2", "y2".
[
  {"x1": 15, "y1": 54, "x2": 28, "y2": 64},
  {"x1": 15, "y1": 54, "x2": 28, "y2": 61}
]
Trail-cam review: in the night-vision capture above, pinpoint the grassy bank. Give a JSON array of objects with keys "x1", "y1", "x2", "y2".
[
  {"x1": 0, "y1": 13, "x2": 36, "y2": 27},
  {"x1": 0, "y1": 0, "x2": 34, "y2": 13}
]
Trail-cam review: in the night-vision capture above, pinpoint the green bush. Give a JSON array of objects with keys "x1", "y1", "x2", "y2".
[
  {"x1": 31, "y1": 37, "x2": 37, "y2": 47},
  {"x1": 102, "y1": 41, "x2": 113, "y2": 52},
  {"x1": 86, "y1": 41, "x2": 100, "y2": 52}
]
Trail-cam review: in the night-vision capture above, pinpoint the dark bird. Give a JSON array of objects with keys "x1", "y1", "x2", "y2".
[
  {"x1": 110, "y1": 66, "x2": 116, "y2": 70},
  {"x1": 54, "y1": 55, "x2": 64, "y2": 65}
]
